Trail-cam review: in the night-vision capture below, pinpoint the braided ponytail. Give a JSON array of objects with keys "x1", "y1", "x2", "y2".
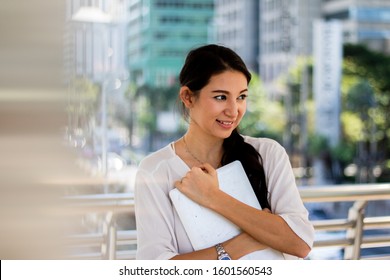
[{"x1": 221, "y1": 129, "x2": 270, "y2": 210}]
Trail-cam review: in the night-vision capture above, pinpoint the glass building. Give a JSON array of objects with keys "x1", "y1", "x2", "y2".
[
  {"x1": 259, "y1": 0, "x2": 322, "y2": 90},
  {"x1": 128, "y1": 0, "x2": 214, "y2": 87},
  {"x1": 212, "y1": 0, "x2": 259, "y2": 73},
  {"x1": 323, "y1": 0, "x2": 390, "y2": 54}
]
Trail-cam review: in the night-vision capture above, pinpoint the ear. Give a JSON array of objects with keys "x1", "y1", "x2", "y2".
[{"x1": 179, "y1": 86, "x2": 194, "y2": 108}]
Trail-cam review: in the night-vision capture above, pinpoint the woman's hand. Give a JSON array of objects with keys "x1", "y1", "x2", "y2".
[{"x1": 174, "y1": 163, "x2": 220, "y2": 208}]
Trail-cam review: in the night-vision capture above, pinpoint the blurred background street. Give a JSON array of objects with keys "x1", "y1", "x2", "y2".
[{"x1": 1, "y1": 0, "x2": 390, "y2": 259}]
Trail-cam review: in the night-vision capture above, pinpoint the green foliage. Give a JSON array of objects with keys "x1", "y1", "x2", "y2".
[
  {"x1": 135, "y1": 83, "x2": 180, "y2": 112},
  {"x1": 138, "y1": 96, "x2": 157, "y2": 130},
  {"x1": 307, "y1": 134, "x2": 329, "y2": 158},
  {"x1": 330, "y1": 141, "x2": 355, "y2": 164},
  {"x1": 68, "y1": 77, "x2": 100, "y2": 128},
  {"x1": 73, "y1": 77, "x2": 100, "y2": 110},
  {"x1": 341, "y1": 111, "x2": 364, "y2": 142},
  {"x1": 339, "y1": 43, "x2": 390, "y2": 182},
  {"x1": 346, "y1": 80, "x2": 375, "y2": 112},
  {"x1": 343, "y1": 43, "x2": 390, "y2": 134},
  {"x1": 239, "y1": 73, "x2": 285, "y2": 140},
  {"x1": 344, "y1": 43, "x2": 390, "y2": 93}
]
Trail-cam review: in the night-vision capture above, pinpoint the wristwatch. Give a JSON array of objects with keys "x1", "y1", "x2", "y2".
[{"x1": 215, "y1": 243, "x2": 231, "y2": 260}]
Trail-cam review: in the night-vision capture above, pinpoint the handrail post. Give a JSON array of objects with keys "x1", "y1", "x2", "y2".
[
  {"x1": 344, "y1": 201, "x2": 367, "y2": 259},
  {"x1": 108, "y1": 216, "x2": 117, "y2": 260},
  {"x1": 102, "y1": 211, "x2": 117, "y2": 259}
]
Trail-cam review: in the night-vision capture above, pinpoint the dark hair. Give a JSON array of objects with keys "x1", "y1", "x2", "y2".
[{"x1": 179, "y1": 44, "x2": 270, "y2": 210}]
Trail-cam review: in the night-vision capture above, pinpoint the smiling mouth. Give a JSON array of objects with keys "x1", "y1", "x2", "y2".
[{"x1": 217, "y1": 120, "x2": 234, "y2": 125}]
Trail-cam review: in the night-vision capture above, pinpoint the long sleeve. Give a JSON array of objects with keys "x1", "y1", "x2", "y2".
[
  {"x1": 135, "y1": 167, "x2": 178, "y2": 260},
  {"x1": 268, "y1": 146, "x2": 314, "y2": 249},
  {"x1": 134, "y1": 144, "x2": 196, "y2": 260},
  {"x1": 245, "y1": 136, "x2": 315, "y2": 250}
]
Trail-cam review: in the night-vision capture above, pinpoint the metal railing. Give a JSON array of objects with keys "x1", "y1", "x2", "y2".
[
  {"x1": 63, "y1": 191, "x2": 136, "y2": 259},
  {"x1": 63, "y1": 182, "x2": 390, "y2": 260},
  {"x1": 300, "y1": 183, "x2": 390, "y2": 260}
]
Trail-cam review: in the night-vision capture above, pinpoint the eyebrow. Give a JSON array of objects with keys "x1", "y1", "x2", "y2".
[{"x1": 211, "y1": 89, "x2": 248, "y2": 94}]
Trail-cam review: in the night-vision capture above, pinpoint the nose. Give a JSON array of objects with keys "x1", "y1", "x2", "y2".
[{"x1": 224, "y1": 99, "x2": 239, "y2": 118}]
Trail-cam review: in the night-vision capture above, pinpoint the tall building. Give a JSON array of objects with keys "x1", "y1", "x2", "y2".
[
  {"x1": 322, "y1": 0, "x2": 390, "y2": 54},
  {"x1": 128, "y1": 0, "x2": 214, "y2": 87},
  {"x1": 259, "y1": 0, "x2": 322, "y2": 96},
  {"x1": 212, "y1": 0, "x2": 259, "y2": 72},
  {"x1": 66, "y1": 0, "x2": 129, "y2": 83},
  {"x1": 65, "y1": 0, "x2": 131, "y2": 168}
]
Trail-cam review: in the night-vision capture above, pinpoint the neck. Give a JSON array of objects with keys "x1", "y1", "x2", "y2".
[{"x1": 183, "y1": 133, "x2": 224, "y2": 167}]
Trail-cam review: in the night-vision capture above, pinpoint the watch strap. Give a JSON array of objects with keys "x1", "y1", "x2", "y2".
[{"x1": 215, "y1": 243, "x2": 231, "y2": 260}]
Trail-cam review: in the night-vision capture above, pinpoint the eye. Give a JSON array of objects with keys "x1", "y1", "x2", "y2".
[
  {"x1": 214, "y1": 95, "x2": 227, "y2": 101},
  {"x1": 238, "y1": 94, "x2": 248, "y2": 100}
]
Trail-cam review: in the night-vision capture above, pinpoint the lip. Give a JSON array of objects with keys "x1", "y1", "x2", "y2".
[{"x1": 216, "y1": 119, "x2": 235, "y2": 128}]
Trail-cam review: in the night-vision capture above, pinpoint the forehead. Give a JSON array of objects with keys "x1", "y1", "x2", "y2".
[{"x1": 205, "y1": 71, "x2": 248, "y2": 90}]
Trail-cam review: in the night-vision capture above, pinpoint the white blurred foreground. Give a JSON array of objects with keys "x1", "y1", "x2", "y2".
[{"x1": 0, "y1": 0, "x2": 90, "y2": 259}]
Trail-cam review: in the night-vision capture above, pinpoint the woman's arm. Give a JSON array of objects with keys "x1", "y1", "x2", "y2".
[
  {"x1": 170, "y1": 231, "x2": 268, "y2": 260},
  {"x1": 209, "y1": 190, "x2": 311, "y2": 258},
  {"x1": 174, "y1": 163, "x2": 311, "y2": 258}
]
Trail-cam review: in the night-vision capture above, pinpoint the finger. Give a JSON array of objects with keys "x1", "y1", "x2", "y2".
[
  {"x1": 262, "y1": 208, "x2": 271, "y2": 213},
  {"x1": 174, "y1": 178, "x2": 184, "y2": 188},
  {"x1": 190, "y1": 166, "x2": 207, "y2": 177},
  {"x1": 190, "y1": 166, "x2": 202, "y2": 173},
  {"x1": 201, "y1": 162, "x2": 216, "y2": 175}
]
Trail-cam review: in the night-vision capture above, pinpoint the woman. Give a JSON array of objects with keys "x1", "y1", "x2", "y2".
[{"x1": 135, "y1": 44, "x2": 314, "y2": 260}]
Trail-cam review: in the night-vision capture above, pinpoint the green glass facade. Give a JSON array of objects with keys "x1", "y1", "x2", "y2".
[{"x1": 128, "y1": 0, "x2": 214, "y2": 87}]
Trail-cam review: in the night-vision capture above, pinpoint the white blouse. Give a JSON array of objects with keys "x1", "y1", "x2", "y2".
[{"x1": 134, "y1": 136, "x2": 314, "y2": 260}]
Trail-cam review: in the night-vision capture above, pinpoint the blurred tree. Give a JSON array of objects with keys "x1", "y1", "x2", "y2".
[
  {"x1": 300, "y1": 44, "x2": 390, "y2": 183},
  {"x1": 67, "y1": 77, "x2": 99, "y2": 149},
  {"x1": 277, "y1": 58, "x2": 316, "y2": 175},
  {"x1": 115, "y1": 83, "x2": 138, "y2": 148},
  {"x1": 71, "y1": 77, "x2": 100, "y2": 129},
  {"x1": 341, "y1": 44, "x2": 390, "y2": 182},
  {"x1": 124, "y1": 82, "x2": 181, "y2": 152},
  {"x1": 343, "y1": 80, "x2": 377, "y2": 182},
  {"x1": 240, "y1": 73, "x2": 286, "y2": 143}
]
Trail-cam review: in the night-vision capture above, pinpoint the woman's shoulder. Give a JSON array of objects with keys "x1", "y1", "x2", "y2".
[
  {"x1": 138, "y1": 143, "x2": 175, "y2": 173},
  {"x1": 242, "y1": 135, "x2": 288, "y2": 162},
  {"x1": 242, "y1": 135, "x2": 285, "y2": 152}
]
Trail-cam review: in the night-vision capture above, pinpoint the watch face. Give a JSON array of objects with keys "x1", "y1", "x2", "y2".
[{"x1": 219, "y1": 253, "x2": 231, "y2": 260}]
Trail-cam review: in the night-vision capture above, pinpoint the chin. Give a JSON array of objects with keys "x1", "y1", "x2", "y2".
[{"x1": 218, "y1": 130, "x2": 236, "y2": 140}]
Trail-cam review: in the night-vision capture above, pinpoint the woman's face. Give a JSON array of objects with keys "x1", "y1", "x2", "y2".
[{"x1": 188, "y1": 70, "x2": 248, "y2": 139}]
